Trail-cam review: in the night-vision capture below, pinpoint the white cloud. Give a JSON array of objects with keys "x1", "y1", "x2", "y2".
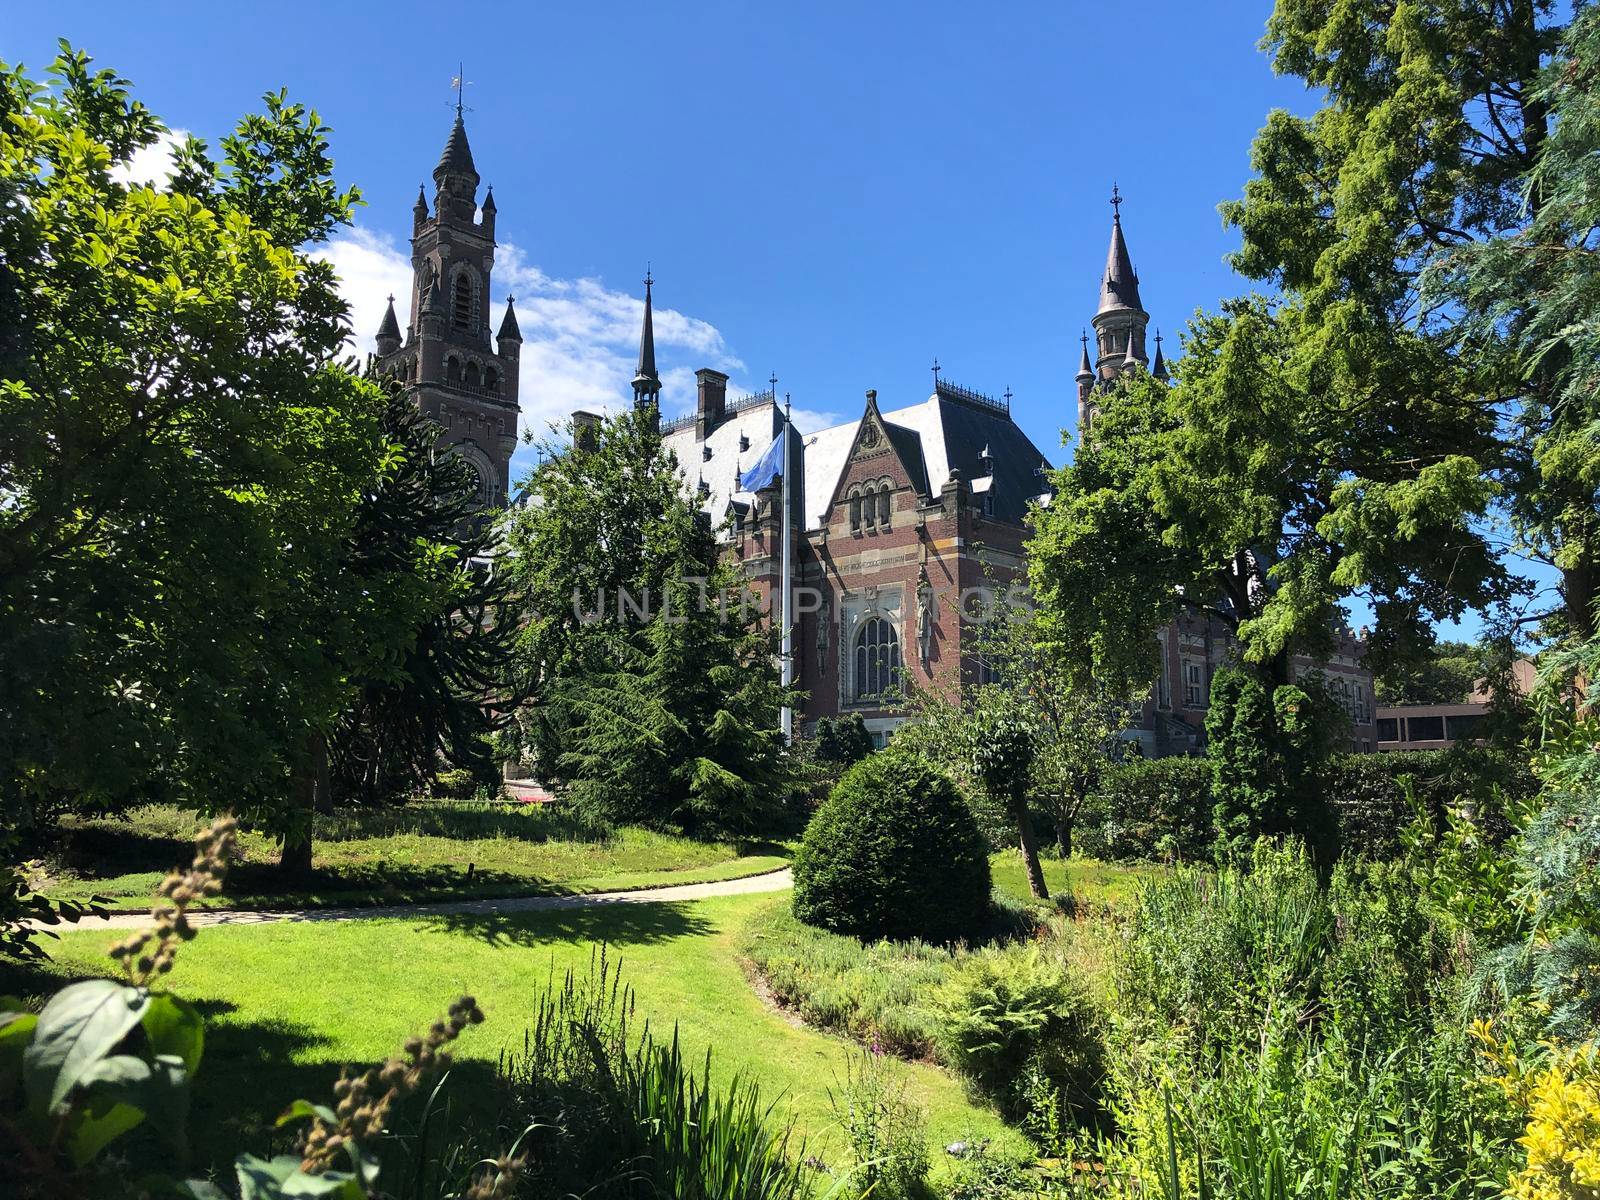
[
  {"x1": 317, "y1": 225, "x2": 761, "y2": 442},
  {"x1": 112, "y1": 129, "x2": 188, "y2": 186}
]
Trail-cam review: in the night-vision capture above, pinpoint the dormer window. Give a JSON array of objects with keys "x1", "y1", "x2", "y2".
[{"x1": 739, "y1": 434, "x2": 750, "y2": 452}]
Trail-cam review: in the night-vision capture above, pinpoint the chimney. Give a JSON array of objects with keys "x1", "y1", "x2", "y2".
[
  {"x1": 695, "y1": 368, "x2": 729, "y2": 439},
  {"x1": 572, "y1": 410, "x2": 601, "y2": 455}
]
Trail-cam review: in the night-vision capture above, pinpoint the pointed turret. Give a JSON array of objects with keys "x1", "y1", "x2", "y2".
[
  {"x1": 1097, "y1": 184, "x2": 1143, "y2": 317},
  {"x1": 1075, "y1": 331, "x2": 1095, "y2": 385},
  {"x1": 497, "y1": 295, "x2": 522, "y2": 345},
  {"x1": 434, "y1": 113, "x2": 479, "y2": 188},
  {"x1": 1091, "y1": 184, "x2": 1151, "y2": 382},
  {"x1": 375, "y1": 293, "x2": 402, "y2": 355},
  {"x1": 1152, "y1": 330, "x2": 1169, "y2": 380},
  {"x1": 412, "y1": 185, "x2": 429, "y2": 227},
  {"x1": 480, "y1": 185, "x2": 497, "y2": 236},
  {"x1": 1123, "y1": 330, "x2": 1143, "y2": 369},
  {"x1": 631, "y1": 272, "x2": 661, "y2": 418}
]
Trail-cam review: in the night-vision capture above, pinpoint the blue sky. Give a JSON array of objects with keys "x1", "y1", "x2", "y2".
[
  {"x1": 12, "y1": 2, "x2": 1535, "y2": 638},
  {"x1": 6, "y1": 1, "x2": 1317, "y2": 458}
]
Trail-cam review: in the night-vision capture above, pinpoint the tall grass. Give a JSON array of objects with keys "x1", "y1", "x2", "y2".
[
  {"x1": 488, "y1": 948, "x2": 812, "y2": 1200},
  {"x1": 1105, "y1": 842, "x2": 1520, "y2": 1200}
]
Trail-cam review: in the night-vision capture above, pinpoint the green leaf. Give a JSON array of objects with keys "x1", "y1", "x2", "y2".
[
  {"x1": 63, "y1": 1051, "x2": 191, "y2": 1166},
  {"x1": 235, "y1": 1153, "x2": 365, "y2": 1199},
  {"x1": 0, "y1": 1011, "x2": 38, "y2": 1097},
  {"x1": 143, "y1": 993, "x2": 205, "y2": 1075},
  {"x1": 275, "y1": 1097, "x2": 338, "y2": 1128},
  {"x1": 169, "y1": 1180, "x2": 229, "y2": 1200},
  {"x1": 23, "y1": 978, "x2": 148, "y2": 1119}
]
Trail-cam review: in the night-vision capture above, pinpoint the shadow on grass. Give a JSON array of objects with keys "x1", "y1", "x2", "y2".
[{"x1": 416, "y1": 899, "x2": 715, "y2": 948}]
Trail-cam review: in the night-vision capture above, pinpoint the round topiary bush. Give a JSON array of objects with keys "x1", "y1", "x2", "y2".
[{"x1": 791, "y1": 747, "x2": 991, "y2": 943}]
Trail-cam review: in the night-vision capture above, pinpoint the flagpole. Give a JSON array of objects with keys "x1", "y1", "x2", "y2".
[{"x1": 780, "y1": 390, "x2": 794, "y2": 743}]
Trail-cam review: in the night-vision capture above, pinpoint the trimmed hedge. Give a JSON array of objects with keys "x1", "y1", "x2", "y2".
[
  {"x1": 1077, "y1": 746, "x2": 1537, "y2": 864},
  {"x1": 1329, "y1": 747, "x2": 1536, "y2": 857},
  {"x1": 792, "y1": 748, "x2": 992, "y2": 944},
  {"x1": 1078, "y1": 757, "x2": 1213, "y2": 863}
]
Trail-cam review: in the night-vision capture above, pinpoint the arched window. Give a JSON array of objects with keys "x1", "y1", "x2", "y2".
[
  {"x1": 848, "y1": 489, "x2": 862, "y2": 533},
  {"x1": 876, "y1": 480, "x2": 892, "y2": 528},
  {"x1": 861, "y1": 484, "x2": 876, "y2": 529},
  {"x1": 446, "y1": 356, "x2": 461, "y2": 383},
  {"x1": 853, "y1": 618, "x2": 901, "y2": 701},
  {"x1": 464, "y1": 361, "x2": 481, "y2": 387},
  {"x1": 485, "y1": 367, "x2": 499, "y2": 393},
  {"x1": 452, "y1": 272, "x2": 474, "y2": 330},
  {"x1": 466, "y1": 459, "x2": 491, "y2": 505}
]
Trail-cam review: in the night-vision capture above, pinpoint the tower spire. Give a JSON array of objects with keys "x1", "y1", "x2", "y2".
[
  {"x1": 375, "y1": 293, "x2": 401, "y2": 355},
  {"x1": 631, "y1": 269, "x2": 661, "y2": 419},
  {"x1": 1098, "y1": 184, "x2": 1142, "y2": 316},
  {"x1": 1076, "y1": 330, "x2": 1094, "y2": 382},
  {"x1": 1152, "y1": 329, "x2": 1169, "y2": 380},
  {"x1": 1091, "y1": 184, "x2": 1150, "y2": 382}
]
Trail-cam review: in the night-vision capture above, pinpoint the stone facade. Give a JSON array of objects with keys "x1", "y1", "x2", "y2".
[{"x1": 372, "y1": 113, "x2": 522, "y2": 506}]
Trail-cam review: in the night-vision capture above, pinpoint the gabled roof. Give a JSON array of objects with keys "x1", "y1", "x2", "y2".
[{"x1": 663, "y1": 383, "x2": 1054, "y2": 534}]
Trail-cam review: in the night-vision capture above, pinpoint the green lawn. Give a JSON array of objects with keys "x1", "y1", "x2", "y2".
[
  {"x1": 989, "y1": 850, "x2": 1159, "y2": 910},
  {"x1": 31, "y1": 892, "x2": 1023, "y2": 1185},
  {"x1": 40, "y1": 803, "x2": 789, "y2": 911}
]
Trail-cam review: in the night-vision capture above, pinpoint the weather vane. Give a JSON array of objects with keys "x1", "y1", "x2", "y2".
[
  {"x1": 450, "y1": 64, "x2": 473, "y2": 115},
  {"x1": 931, "y1": 357, "x2": 941, "y2": 386},
  {"x1": 1110, "y1": 182, "x2": 1122, "y2": 216}
]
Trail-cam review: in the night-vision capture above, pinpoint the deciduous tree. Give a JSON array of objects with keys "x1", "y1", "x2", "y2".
[{"x1": 0, "y1": 47, "x2": 390, "y2": 872}]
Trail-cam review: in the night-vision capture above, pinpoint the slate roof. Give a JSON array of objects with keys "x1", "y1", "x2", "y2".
[
  {"x1": 376, "y1": 296, "x2": 401, "y2": 343},
  {"x1": 1097, "y1": 211, "x2": 1144, "y2": 316},
  {"x1": 434, "y1": 115, "x2": 478, "y2": 183},
  {"x1": 663, "y1": 386, "x2": 1054, "y2": 534}
]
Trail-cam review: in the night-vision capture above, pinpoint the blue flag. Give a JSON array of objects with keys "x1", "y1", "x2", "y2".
[{"x1": 741, "y1": 432, "x2": 783, "y2": 493}]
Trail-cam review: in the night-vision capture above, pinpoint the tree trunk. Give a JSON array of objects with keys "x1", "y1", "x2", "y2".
[
  {"x1": 1055, "y1": 813, "x2": 1073, "y2": 859},
  {"x1": 1012, "y1": 799, "x2": 1050, "y2": 900},
  {"x1": 279, "y1": 732, "x2": 328, "y2": 876}
]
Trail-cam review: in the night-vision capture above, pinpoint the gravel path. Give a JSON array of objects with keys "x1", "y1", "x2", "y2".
[{"x1": 57, "y1": 868, "x2": 795, "y2": 932}]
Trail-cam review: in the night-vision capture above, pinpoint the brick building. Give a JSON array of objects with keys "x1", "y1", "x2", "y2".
[
  {"x1": 647, "y1": 187, "x2": 1377, "y2": 750},
  {"x1": 370, "y1": 115, "x2": 1374, "y2": 752}
]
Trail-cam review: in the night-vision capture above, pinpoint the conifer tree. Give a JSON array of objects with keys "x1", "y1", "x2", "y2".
[
  {"x1": 327, "y1": 386, "x2": 518, "y2": 808},
  {"x1": 502, "y1": 408, "x2": 797, "y2": 838}
]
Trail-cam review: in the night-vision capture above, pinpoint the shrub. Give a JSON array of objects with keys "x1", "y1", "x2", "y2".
[
  {"x1": 1207, "y1": 670, "x2": 1342, "y2": 863},
  {"x1": 740, "y1": 900, "x2": 951, "y2": 1057},
  {"x1": 930, "y1": 944, "x2": 1103, "y2": 1125},
  {"x1": 433, "y1": 766, "x2": 477, "y2": 800},
  {"x1": 812, "y1": 714, "x2": 874, "y2": 766},
  {"x1": 1328, "y1": 748, "x2": 1537, "y2": 859},
  {"x1": 792, "y1": 748, "x2": 991, "y2": 944},
  {"x1": 1078, "y1": 757, "x2": 1213, "y2": 863}
]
